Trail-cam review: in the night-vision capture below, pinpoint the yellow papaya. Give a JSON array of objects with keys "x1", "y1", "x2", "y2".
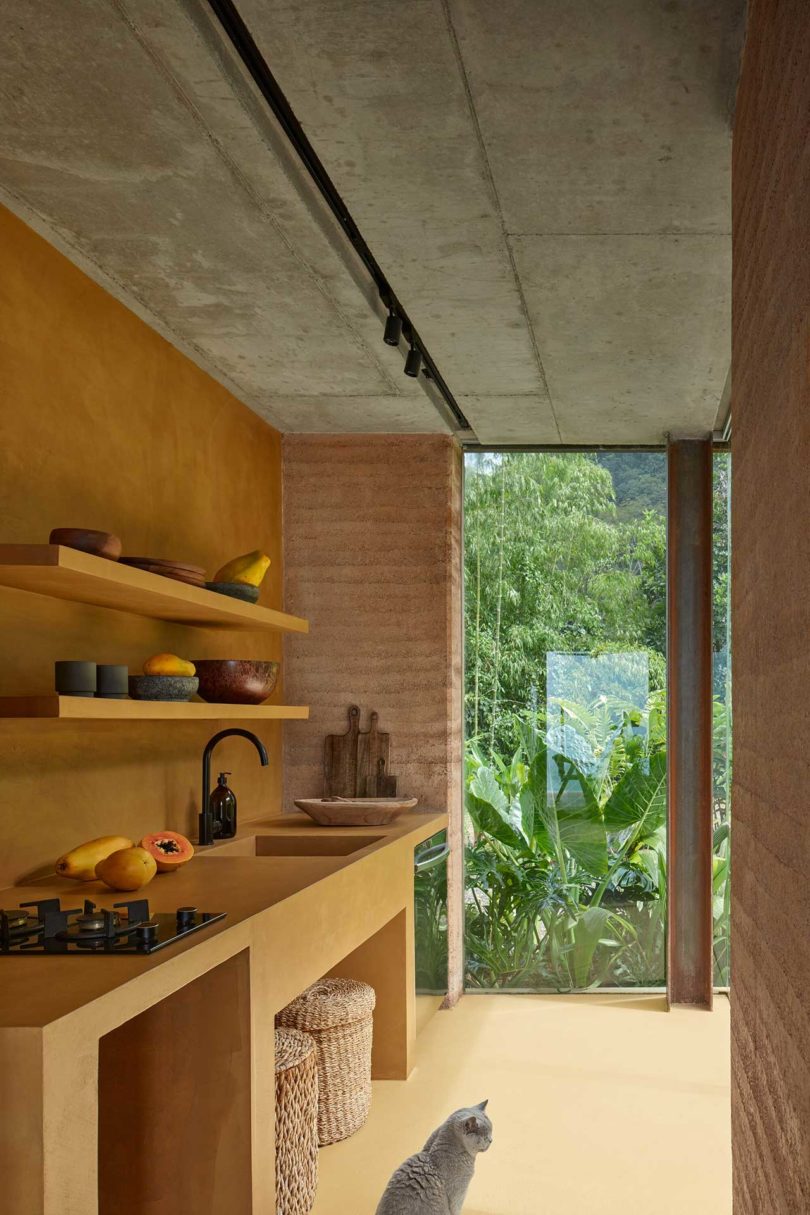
[
  {"x1": 143, "y1": 653, "x2": 196, "y2": 677},
  {"x1": 95, "y1": 846, "x2": 157, "y2": 892},
  {"x1": 213, "y1": 550, "x2": 271, "y2": 587}
]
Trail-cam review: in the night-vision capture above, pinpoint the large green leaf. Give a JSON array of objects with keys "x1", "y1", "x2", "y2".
[
  {"x1": 555, "y1": 762, "x2": 609, "y2": 875},
  {"x1": 518, "y1": 786, "x2": 535, "y2": 845},
  {"x1": 633, "y1": 844, "x2": 666, "y2": 896},
  {"x1": 519, "y1": 742, "x2": 553, "y2": 855},
  {"x1": 467, "y1": 766, "x2": 525, "y2": 849},
  {"x1": 469, "y1": 765, "x2": 507, "y2": 814},
  {"x1": 571, "y1": 907, "x2": 613, "y2": 989},
  {"x1": 519, "y1": 738, "x2": 551, "y2": 855},
  {"x1": 602, "y1": 751, "x2": 666, "y2": 836},
  {"x1": 526, "y1": 751, "x2": 608, "y2": 875}
]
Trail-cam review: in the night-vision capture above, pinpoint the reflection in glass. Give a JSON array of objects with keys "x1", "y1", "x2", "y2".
[{"x1": 713, "y1": 453, "x2": 731, "y2": 985}]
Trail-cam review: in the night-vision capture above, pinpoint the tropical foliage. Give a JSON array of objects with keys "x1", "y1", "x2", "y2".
[{"x1": 460, "y1": 693, "x2": 731, "y2": 991}]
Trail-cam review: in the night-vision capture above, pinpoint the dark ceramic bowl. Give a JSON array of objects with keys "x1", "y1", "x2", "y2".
[
  {"x1": 128, "y1": 674, "x2": 199, "y2": 702},
  {"x1": 205, "y1": 581, "x2": 260, "y2": 604},
  {"x1": 193, "y1": 660, "x2": 279, "y2": 705}
]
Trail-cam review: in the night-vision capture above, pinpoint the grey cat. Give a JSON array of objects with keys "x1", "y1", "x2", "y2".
[{"x1": 375, "y1": 1100, "x2": 492, "y2": 1214}]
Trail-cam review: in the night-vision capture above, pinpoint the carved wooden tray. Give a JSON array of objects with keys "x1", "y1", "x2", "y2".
[{"x1": 294, "y1": 796, "x2": 418, "y2": 826}]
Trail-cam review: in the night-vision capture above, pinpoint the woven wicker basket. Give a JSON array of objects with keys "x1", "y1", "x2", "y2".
[
  {"x1": 277, "y1": 978, "x2": 376, "y2": 1145},
  {"x1": 275, "y1": 1027, "x2": 319, "y2": 1215}
]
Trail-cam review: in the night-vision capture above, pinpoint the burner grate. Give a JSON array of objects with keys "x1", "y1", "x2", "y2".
[{"x1": 0, "y1": 897, "x2": 225, "y2": 955}]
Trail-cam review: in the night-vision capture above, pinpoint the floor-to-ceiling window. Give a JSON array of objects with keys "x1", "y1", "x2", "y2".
[
  {"x1": 413, "y1": 447, "x2": 731, "y2": 996},
  {"x1": 463, "y1": 451, "x2": 668, "y2": 991}
]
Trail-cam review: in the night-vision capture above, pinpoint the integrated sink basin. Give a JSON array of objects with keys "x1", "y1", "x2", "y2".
[{"x1": 202, "y1": 833, "x2": 384, "y2": 858}]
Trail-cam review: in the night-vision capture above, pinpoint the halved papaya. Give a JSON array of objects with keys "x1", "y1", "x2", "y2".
[{"x1": 139, "y1": 830, "x2": 194, "y2": 873}]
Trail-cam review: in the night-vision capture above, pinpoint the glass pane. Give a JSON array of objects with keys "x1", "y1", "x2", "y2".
[
  {"x1": 415, "y1": 831, "x2": 449, "y2": 993},
  {"x1": 713, "y1": 452, "x2": 731, "y2": 985},
  {"x1": 464, "y1": 451, "x2": 667, "y2": 991}
]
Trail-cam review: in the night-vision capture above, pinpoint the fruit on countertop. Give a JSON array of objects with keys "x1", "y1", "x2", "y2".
[
  {"x1": 143, "y1": 653, "x2": 196, "y2": 677},
  {"x1": 95, "y1": 846, "x2": 157, "y2": 891},
  {"x1": 212, "y1": 550, "x2": 271, "y2": 587},
  {"x1": 140, "y1": 831, "x2": 194, "y2": 873},
  {"x1": 56, "y1": 835, "x2": 135, "y2": 882}
]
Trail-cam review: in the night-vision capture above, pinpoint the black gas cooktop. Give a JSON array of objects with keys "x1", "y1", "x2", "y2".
[{"x1": 0, "y1": 897, "x2": 226, "y2": 955}]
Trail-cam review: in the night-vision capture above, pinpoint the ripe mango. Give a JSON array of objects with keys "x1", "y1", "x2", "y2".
[
  {"x1": 56, "y1": 835, "x2": 134, "y2": 882},
  {"x1": 95, "y1": 846, "x2": 157, "y2": 892},
  {"x1": 143, "y1": 653, "x2": 196, "y2": 677},
  {"x1": 213, "y1": 550, "x2": 271, "y2": 588}
]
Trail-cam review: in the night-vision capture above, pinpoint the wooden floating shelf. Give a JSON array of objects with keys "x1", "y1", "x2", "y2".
[
  {"x1": 0, "y1": 696, "x2": 310, "y2": 721},
  {"x1": 0, "y1": 545, "x2": 309, "y2": 633}
]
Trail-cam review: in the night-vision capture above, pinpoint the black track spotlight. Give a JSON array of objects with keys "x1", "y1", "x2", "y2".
[
  {"x1": 404, "y1": 342, "x2": 422, "y2": 378},
  {"x1": 202, "y1": 0, "x2": 472, "y2": 432},
  {"x1": 383, "y1": 309, "x2": 402, "y2": 347}
]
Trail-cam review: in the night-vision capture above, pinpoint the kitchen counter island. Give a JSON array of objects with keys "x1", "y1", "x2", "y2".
[{"x1": 0, "y1": 810, "x2": 447, "y2": 1215}]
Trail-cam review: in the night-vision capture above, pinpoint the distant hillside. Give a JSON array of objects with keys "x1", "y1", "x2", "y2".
[{"x1": 595, "y1": 452, "x2": 667, "y2": 520}]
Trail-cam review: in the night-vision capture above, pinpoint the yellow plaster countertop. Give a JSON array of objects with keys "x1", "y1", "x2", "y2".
[{"x1": 0, "y1": 810, "x2": 446, "y2": 1030}]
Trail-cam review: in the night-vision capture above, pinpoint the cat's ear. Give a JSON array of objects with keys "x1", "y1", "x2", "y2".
[
  {"x1": 476, "y1": 1100, "x2": 489, "y2": 1111},
  {"x1": 463, "y1": 1116, "x2": 479, "y2": 1134}
]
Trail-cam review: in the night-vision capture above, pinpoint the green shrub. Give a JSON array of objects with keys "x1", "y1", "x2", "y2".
[{"x1": 463, "y1": 694, "x2": 730, "y2": 991}]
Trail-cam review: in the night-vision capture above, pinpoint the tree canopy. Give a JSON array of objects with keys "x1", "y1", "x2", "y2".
[{"x1": 465, "y1": 452, "x2": 668, "y2": 753}]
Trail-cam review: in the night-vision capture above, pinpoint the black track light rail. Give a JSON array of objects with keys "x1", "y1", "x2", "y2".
[{"x1": 204, "y1": 0, "x2": 471, "y2": 432}]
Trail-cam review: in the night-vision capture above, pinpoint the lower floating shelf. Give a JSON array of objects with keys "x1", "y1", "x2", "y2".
[{"x1": 0, "y1": 696, "x2": 309, "y2": 721}]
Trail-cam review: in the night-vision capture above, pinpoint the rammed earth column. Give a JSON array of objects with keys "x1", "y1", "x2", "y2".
[{"x1": 666, "y1": 436, "x2": 714, "y2": 1009}]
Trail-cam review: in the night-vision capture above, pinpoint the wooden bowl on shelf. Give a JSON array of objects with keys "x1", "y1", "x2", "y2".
[
  {"x1": 120, "y1": 557, "x2": 206, "y2": 586},
  {"x1": 49, "y1": 528, "x2": 122, "y2": 560}
]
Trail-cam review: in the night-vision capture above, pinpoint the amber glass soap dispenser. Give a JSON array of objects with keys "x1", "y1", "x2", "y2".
[{"x1": 210, "y1": 771, "x2": 237, "y2": 839}]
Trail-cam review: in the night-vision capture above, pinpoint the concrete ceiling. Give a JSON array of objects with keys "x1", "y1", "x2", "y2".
[{"x1": 0, "y1": 0, "x2": 743, "y2": 443}]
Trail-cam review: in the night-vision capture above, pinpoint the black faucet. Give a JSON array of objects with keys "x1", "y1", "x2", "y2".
[{"x1": 199, "y1": 728, "x2": 269, "y2": 846}]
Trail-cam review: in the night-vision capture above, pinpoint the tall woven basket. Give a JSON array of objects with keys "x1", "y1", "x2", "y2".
[
  {"x1": 275, "y1": 1027, "x2": 319, "y2": 1215},
  {"x1": 277, "y1": 978, "x2": 376, "y2": 1145}
]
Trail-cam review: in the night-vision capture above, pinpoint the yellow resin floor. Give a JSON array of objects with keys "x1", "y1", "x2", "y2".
[{"x1": 313, "y1": 993, "x2": 731, "y2": 1215}]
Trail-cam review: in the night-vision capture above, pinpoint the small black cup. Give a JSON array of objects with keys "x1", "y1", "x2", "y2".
[
  {"x1": 96, "y1": 664, "x2": 129, "y2": 698},
  {"x1": 55, "y1": 661, "x2": 97, "y2": 697}
]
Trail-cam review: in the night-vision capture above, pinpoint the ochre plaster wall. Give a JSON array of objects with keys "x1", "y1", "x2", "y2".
[
  {"x1": 731, "y1": 3, "x2": 810, "y2": 1209},
  {"x1": 0, "y1": 205, "x2": 284, "y2": 887},
  {"x1": 282, "y1": 434, "x2": 464, "y2": 997}
]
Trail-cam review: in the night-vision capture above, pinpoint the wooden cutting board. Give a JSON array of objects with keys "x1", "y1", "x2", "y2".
[
  {"x1": 323, "y1": 706, "x2": 393, "y2": 798},
  {"x1": 323, "y1": 704, "x2": 361, "y2": 797},
  {"x1": 357, "y1": 711, "x2": 390, "y2": 796}
]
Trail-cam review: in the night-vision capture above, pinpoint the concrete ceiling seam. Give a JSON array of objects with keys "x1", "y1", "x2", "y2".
[
  {"x1": 440, "y1": 0, "x2": 561, "y2": 441},
  {"x1": 112, "y1": 0, "x2": 403, "y2": 401}
]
